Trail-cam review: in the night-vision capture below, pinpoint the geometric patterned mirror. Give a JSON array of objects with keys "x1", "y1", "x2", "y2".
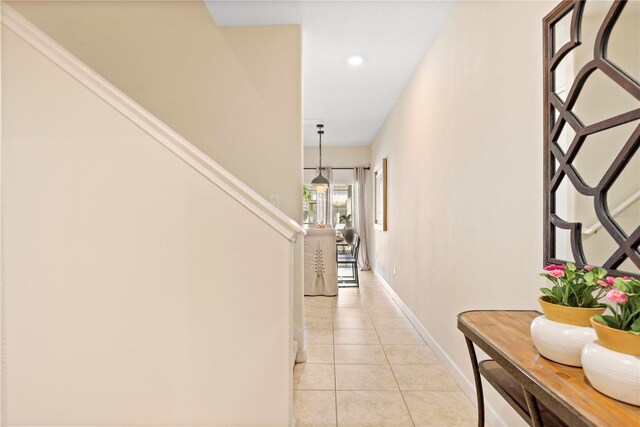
[{"x1": 543, "y1": 0, "x2": 639, "y2": 278}]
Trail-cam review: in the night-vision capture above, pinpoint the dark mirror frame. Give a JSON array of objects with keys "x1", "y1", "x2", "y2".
[{"x1": 543, "y1": 0, "x2": 640, "y2": 277}]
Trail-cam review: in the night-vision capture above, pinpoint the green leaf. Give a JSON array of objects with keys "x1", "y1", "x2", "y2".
[
  {"x1": 567, "y1": 263, "x2": 576, "y2": 272},
  {"x1": 582, "y1": 294, "x2": 595, "y2": 308},
  {"x1": 592, "y1": 268, "x2": 607, "y2": 279},
  {"x1": 600, "y1": 315, "x2": 621, "y2": 329},
  {"x1": 540, "y1": 288, "x2": 558, "y2": 303},
  {"x1": 630, "y1": 317, "x2": 640, "y2": 333},
  {"x1": 616, "y1": 280, "x2": 631, "y2": 293}
]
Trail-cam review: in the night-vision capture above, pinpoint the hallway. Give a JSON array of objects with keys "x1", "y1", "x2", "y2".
[{"x1": 294, "y1": 271, "x2": 476, "y2": 427}]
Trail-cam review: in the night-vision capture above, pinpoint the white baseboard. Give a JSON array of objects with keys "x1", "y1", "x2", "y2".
[{"x1": 372, "y1": 269, "x2": 507, "y2": 427}]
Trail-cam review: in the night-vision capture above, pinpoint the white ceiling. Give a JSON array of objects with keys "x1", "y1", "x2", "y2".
[{"x1": 206, "y1": 1, "x2": 455, "y2": 146}]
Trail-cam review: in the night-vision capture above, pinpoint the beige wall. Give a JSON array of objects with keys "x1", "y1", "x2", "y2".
[
  {"x1": 8, "y1": 0, "x2": 307, "y2": 366},
  {"x1": 2, "y1": 24, "x2": 293, "y2": 425},
  {"x1": 369, "y1": 1, "x2": 557, "y2": 424},
  {"x1": 304, "y1": 145, "x2": 370, "y2": 169},
  {"x1": 304, "y1": 145, "x2": 370, "y2": 186},
  {"x1": 8, "y1": 0, "x2": 302, "y2": 221}
]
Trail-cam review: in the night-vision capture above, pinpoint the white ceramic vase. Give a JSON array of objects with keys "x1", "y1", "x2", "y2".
[
  {"x1": 581, "y1": 341, "x2": 640, "y2": 406},
  {"x1": 530, "y1": 315, "x2": 596, "y2": 367}
]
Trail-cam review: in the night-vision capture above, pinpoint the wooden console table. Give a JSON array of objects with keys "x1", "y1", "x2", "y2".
[{"x1": 457, "y1": 310, "x2": 640, "y2": 427}]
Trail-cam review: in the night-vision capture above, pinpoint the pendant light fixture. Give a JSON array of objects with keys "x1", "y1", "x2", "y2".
[{"x1": 311, "y1": 124, "x2": 329, "y2": 193}]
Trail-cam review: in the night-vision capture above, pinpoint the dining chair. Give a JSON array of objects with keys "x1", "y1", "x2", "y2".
[{"x1": 337, "y1": 234, "x2": 360, "y2": 286}]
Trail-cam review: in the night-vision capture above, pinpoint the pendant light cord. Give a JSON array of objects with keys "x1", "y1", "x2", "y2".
[
  {"x1": 318, "y1": 124, "x2": 324, "y2": 172},
  {"x1": 311, "y1": 124, "x2": 328, "y2": 187},
  {"x1": 318, "y1": 125, "x2": 324, "y2": 173}
]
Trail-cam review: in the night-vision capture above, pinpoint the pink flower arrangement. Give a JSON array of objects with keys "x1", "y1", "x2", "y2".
[
  {"x1": 607, "y1": 289, "x2": 628, "y2": 304},
  {"x1": 548, "y1": 270, "x2": 565, "y2": 278},
  {"x1": 539, "y1": 263, "x2": 608, "y2": 308},
  {"x1": 544, "y1": 264, "x2": 566, "y2": 271},
  {"x1": 594, "y1": 277, "x2": 640, "y2": 335}
]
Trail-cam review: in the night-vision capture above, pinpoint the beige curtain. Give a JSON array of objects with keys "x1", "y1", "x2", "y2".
[
  {"x1": 355, "y1": 166, "x2": 371, "y2": 270},
  {"x1": 322, "y1": 167, "x2": 333, "y2": 226}
]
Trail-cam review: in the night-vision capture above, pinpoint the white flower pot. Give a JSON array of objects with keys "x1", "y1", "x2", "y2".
[
  {"x1": 581, "y1": 341, "x2": 640, "y2": 406},
  {"x1": 530, "y1": 315, "x2": 596, "y2": 367}
]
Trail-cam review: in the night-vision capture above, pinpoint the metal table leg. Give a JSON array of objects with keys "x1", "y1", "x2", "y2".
[{"x1": 465, "y1": 337, "x2": 485, "y2": 427}]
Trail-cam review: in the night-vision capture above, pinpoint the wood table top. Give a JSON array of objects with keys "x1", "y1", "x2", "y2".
[{"x1": 457, "y1": 310, "x2": 640, "y2": 427}]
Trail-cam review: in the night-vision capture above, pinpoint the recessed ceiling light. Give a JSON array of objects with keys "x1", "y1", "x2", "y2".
[{"x1": 347, "y1": 55, "x2": 364, "y2": 66}]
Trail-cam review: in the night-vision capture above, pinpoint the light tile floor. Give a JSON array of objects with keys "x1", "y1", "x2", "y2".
[{"x1": 294, "y1": 270, "x2": 477, "y2": 427}]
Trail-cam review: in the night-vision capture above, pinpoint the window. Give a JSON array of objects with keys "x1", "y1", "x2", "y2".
[
  {"x1": 303, "y1": 184, "x2": 318, "y2": 225},
  {"x1": 332, "y1": 185, "x2": 353, "y2": 227},
  {"x1": 303, "y1": 183, "x2": 353, "y2": 227}
]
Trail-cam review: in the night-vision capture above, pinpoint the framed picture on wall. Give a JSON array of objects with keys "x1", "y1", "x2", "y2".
[{"x1": 374, "y1": 158, "x2": 387, "y2": 231}]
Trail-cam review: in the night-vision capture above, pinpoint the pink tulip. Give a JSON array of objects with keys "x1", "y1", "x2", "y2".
[
  {"x1": 544, "y1": 264, "x2": 566, "y2": 271},
  {"x1": 605, "y1": 276, "x2": 616, "y2": 285},
  {"x1": 607, "y1": 290, "x2": 628, "y2": 304},
  {"x1": 549, "y1": 270, "x2": 565, "y2": 278},
  {"x1": 584, "y1": 265, "x2": 594, "y2": 271},
  {"x1": 597, "y1": 280, "x2": 611, "y2": 288},
  {"x1": 623, "y1": 276, "x2": 630, "y2": 280}
]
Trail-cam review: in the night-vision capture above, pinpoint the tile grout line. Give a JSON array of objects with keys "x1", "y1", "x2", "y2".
[
  {"x1": 302, "y1": 276, "x2": 419, "y2": 426},
  {"x1": 370, "y1": 288, "x2": 417, "y2": 427},
  {"x1": 302, "y1": 273, "x2": 471, "y2": 426}
]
